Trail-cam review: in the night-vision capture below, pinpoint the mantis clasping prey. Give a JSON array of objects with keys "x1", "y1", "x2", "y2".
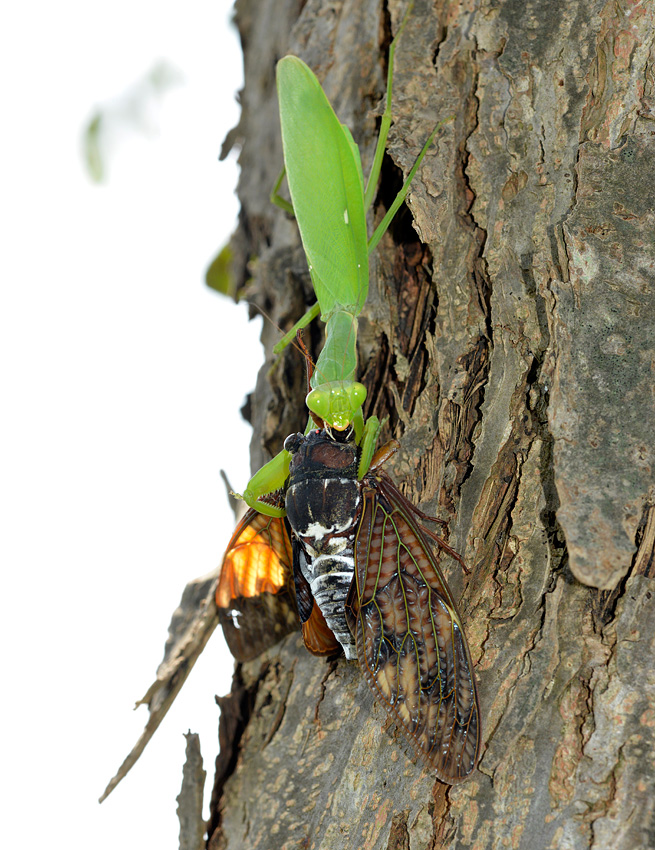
[{"x1": 243, "y1": 1, "x2": 449, "y2": 516}]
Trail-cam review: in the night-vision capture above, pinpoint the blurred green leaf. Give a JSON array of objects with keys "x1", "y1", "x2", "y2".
[
  {"x1": 205, "y1": 243, "x2": 236, "y2": 298},
  {"x1": 81, "y1": 60, "x2": 183, "y2": 183},
  {"x1": 84, "y1": 113, "x2": 105, "y2": 182}
]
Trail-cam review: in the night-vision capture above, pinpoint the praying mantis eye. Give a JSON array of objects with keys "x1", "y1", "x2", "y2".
[{"x1": 346, "y1": 382, "x2": 367, "y2": 410}]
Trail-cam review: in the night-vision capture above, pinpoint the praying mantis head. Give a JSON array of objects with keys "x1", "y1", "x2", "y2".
[{"x1": 306, "y1": 380, "x2": 367, "y2": 433}]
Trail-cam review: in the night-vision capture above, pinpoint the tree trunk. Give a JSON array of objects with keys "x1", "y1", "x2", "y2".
[{"x1": 209, "y1": 0, "x2": 655, "y2": 848}]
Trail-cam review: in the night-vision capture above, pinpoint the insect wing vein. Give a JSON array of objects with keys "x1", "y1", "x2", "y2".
[{"x1": 352, "y1": 479, "x2": 480, "y2": 782}]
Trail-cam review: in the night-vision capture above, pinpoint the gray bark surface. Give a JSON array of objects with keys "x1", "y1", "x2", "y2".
[{"x1": 209, "y1": 1, "x2": 655, "y2": 848}]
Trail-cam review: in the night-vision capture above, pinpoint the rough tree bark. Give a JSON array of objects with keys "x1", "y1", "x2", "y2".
[{"x1": 208, "y1": 0, "x2": 655, "y2": 848}]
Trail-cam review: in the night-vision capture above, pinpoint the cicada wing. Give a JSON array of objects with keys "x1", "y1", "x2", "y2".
[
  {"x1": 347, "y1": 480, "x2": 481, "y2": 783},
  {"x1": 216, "y1": 509, "x2": 299, "y2": 661},
  {"x1": 293, "y1": 543, "x2": 342, "y2": 656}
]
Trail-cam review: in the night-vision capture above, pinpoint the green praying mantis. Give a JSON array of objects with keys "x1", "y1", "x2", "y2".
[{"x1": 242, "y1": 1, "x2": 448, "y2": 517}]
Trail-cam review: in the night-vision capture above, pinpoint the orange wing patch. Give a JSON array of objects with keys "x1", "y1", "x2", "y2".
[
  {"x1": 217, "y1": 510, "x2": 299, "y2": 661},
  {"x1": 301, "y1": 601, "x2": 341, "y2": 656},
  {"x1": 217, "y1": 510, "x2": 293, "y2": 604}
]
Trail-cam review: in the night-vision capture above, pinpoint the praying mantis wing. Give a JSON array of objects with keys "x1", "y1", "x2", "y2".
[{"x1": 276, "y1": 56, "x2": 369, "y2": 318}]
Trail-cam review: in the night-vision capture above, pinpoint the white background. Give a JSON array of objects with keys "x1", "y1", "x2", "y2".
[{"x1": 2, "y1": 1, "x2": 263, "y2": 846}]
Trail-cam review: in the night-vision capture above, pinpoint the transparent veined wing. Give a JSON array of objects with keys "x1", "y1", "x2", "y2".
[{"x1": 346, "y1": 472, "x2": 481, "y2": 783}]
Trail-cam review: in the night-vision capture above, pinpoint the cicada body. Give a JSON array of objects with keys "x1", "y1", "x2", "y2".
[
  {"x1": 283, "y1": 429, "x2": 361, "y2": 659},
  {"x1": 216, "y1": 428, "x2": 481, "y2": 782}
]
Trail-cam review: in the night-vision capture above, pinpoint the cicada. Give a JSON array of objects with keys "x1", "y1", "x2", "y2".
[{"x1": 217, "y1": 426, "x2": 481, "y2": 783}]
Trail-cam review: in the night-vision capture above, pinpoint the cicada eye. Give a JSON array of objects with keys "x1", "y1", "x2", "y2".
[{"x1": 284, "y1": 432, "x2": 304, "y2": 454}]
